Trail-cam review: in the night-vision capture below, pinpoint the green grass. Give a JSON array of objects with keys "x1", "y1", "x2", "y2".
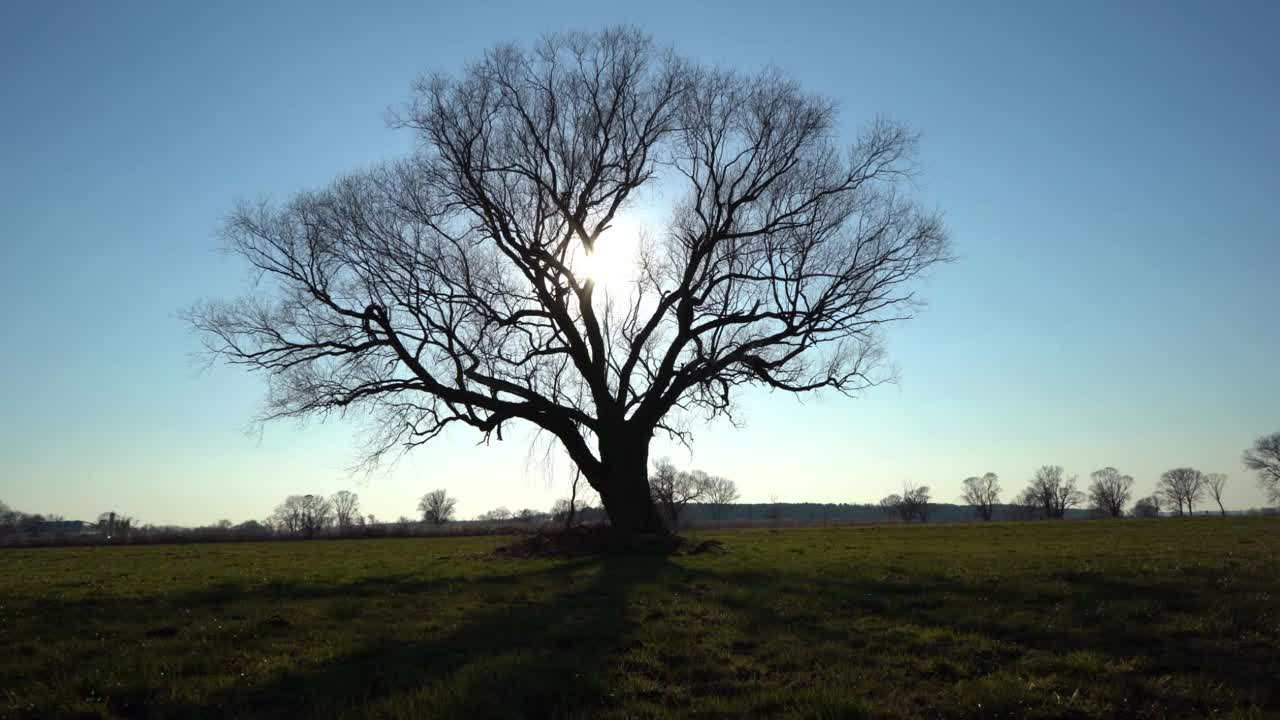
[{"x1": 2, "y1": 518, "x2": 1277, "y2": 719}]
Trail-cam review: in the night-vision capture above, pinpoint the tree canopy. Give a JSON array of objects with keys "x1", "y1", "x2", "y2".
[{"x1": 191, "y1": 28, "x2": 949, "y2": 535}]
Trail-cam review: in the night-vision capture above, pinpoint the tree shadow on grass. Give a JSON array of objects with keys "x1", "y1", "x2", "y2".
[
  {"x1": 143, "y1": 553, "x2": 681, "y2": 719},
  {"x1": 673, "y1": 565, "x2": 1278, "y2": 716},
  {"x1": 12, "y1": 547, "x2": 1276, "y2": 719}
]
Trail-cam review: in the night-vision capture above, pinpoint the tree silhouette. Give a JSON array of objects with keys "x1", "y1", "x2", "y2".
[
  {"x1": 702, "y1": 475, "x2": 740, "y2": 522},
  {"x1": 272, "y1": 494, "x2": 333, "y2": 538},
  {"x1": 1131, "y1": 495, "x2": 1161, "y2": 518},
  {"x1": 190, "y1": 28, "x2": 949, "y2": 537},
  {"x1": 1243, "y1": 432, "x2": 1280, "y2": 505},
  {"x1": 330, "y1": 490, "x2": 361, "y2": 532},
  {"x1": 1024, "y1": 465, "x2": 1083, "y2": 519},
  {"x1": 1087, "y1": 467, "x2": 1133, "y2": 519},
  {"x1": 961, "y1": 473, "x2": 1000, "y2": 521},
  {"x1": 1158, "y1": 468, "x2": 1204, "y2": 517},
  {"x1": 1202, "y1": 473, "x2": 1228, "y2": 516},
  {"x1": 419, "y1": 489, "x2": 457, "y2": 526}
]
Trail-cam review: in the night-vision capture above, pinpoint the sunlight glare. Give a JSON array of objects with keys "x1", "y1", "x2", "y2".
[{"x1": 576, "y1": 217, "x2": 641, "y2": 291}]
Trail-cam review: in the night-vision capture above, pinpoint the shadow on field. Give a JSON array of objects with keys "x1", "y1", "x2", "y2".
[
  {"x1": 11, "y1": 532, "x2": 1277, "y2": 718},
  {"x1": 668, "y1": 564, "x2": 1278, "y2": 715},
  {"x1": 155, "y1": 554, "x2": 678, "y2": 719}
]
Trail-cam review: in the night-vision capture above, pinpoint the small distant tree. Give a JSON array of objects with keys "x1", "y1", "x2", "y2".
[
  {"x1": 96, "y1": 511, "x2": 135, "y2": 540},
  {"x1": 301, "y1": 494, "x2": 333, "y2": 537},
  {"x1": 18, "y1": 514, "x2": 45, "y2": 535},
  {"x1": 702, "y1": 476, "x2": 740, "y2": 522},
  {"x1": 1024, "y1": 465, "x2": 1083, "y2": 519},
  {"x1": 961, "y1": 473, "x2": 1001, "y2": 521},
  {"x1": 1009, "y1": 487, "x2": 1041, "y2": 520},
  {"x1": 881, "y1": 485, "x2": 929, "y2": 522},
  {"x1": 878, "y1": 493, "x2": 903, "y2": 521},
  {"x1": 331, "y1": 490, "x2": 361, "y2": 532},
  {"x1": 1243, "y1": 432, "x2": 1280, "y2": 505},
  {"x1": 477, "y1": 507, "x2": 512, "y2": 522},
  {"x1": 1158, "y1": 468, "x2": 1204, "y2": 516},
  {"x1": 418, "y1": 489, "x2": 457, "y2": 526},
  {"x1": 234, "y1": 519, "x2": 272, "y2": 539},
  {"x1": 272, "y1": 496, "x2": 303, "y2": 536},
  {"x1": 550, "y1": 499, "x2": 574, "y2": 526},
  {"x1": 0, "y1": 508, "x2": 18, "y2": 537},
  {"x1": 1087, "y1": 467, "x2": 1134, "y2": 519},
  {"x1": 1131, "y1": 495, "x2": 1161, "y2": 518},
  {"x1": 271, "y1": 494, "x2": 334, "y2": 538},
  {"x1": 1203, "y1": 473, "x2": 1228, "y2": 517},
  {"x1": 766, "y1": 494, "x2": 783, "y2": 522},
  {"x1": 902, "y1": 484, "x2": 931, "y2": 522},
  {"x1": 648, "y1": 459, "x2": 708, "y2": 530}
]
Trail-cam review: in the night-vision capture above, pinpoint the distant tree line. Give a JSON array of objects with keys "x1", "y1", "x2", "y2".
[
  {"x1": 3, "y1": 431, "x2": 1277, "y2": 547},
  {"x1": 865, "y1": 430, "x2": 1280, "y2": 524}
]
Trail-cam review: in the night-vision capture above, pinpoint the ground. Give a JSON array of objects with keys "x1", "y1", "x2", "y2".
[{"x1": 1, "y1": 518, "x2": 1277, "y2": 719}]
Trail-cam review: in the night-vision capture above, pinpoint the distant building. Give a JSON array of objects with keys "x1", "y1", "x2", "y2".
[{"x1": 33, "y1": 520, "x2": 99, "y2": 537}]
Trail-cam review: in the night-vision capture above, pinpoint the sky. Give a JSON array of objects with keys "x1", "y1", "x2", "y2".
[{"x1": 1, "y1": 0, "x2": 1277, "y2": 525}]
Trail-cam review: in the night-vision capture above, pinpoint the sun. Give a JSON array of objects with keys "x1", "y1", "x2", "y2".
[{"x1": 575, "y1": 217, "x2": 641, "y2": 290}]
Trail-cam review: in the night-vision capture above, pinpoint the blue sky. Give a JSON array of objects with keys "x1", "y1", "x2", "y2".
[{"x1": 1, "y1": 0, "x2": 1276, "y2": 525}]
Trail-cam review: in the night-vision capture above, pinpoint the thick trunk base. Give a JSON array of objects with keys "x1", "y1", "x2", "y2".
[{"x1": 589, "y1": 436, "x2": 668, "y2": 541}]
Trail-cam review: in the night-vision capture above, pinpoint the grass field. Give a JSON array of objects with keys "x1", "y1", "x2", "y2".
[{"x1": 2, "y1": 518, "x2": 1277, "y2": 719}]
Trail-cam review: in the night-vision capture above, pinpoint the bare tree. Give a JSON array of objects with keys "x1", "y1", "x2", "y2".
[
  {"x1": 1203, "y1": 473, "x2": 1228, "y2": 517},
  {"x1": 1243, "y1": 432, "x2": 1280, "y2": 505},
  {"x1": 272, "y1": 494, "x2": 333, "y2": 538},
  {"x1": 235, "y1": 519, "x2": 273, "y2": 539},
  {"x1": 648, "y1": 459, "x2": 707, "y2": 529},
  {"x1": 1009, "y1": 488, "x2": 1041, "y2": 521},
  {"x1": 909, "y1": 488, "x2": 929, "y2": 522},
  {"x1": 95, "y1": 511, "x2": 135, "y2": 540},
  {"x1": 477, "y1": 507, "x2": 512, "y2": 522},
  {"x1": 766, "y1": 494, "x2": 783, "y2": 522},
  {"x1": 189, "y1": 28, "x2": 950, "y2": 539},
  {"x1": 702, "y1": 475, "x2": 740, "y2": 522},
  {"x1": 1024, "y1": 465, "x2": 1083, "y2": 519},
  {"x1": 272, "y1": 496, "x2": 303, "y2": 536},
  {"x1": 902, "y1": 484, "x2": 931, "y2": 522},
  {"x1": 0, "y1": 502, "x2": 19, "y2": 537},
  {"x1": 330, "y1": 490, "x2": 361, "y2": 532},
  {"x1": 878, "y1": 493, "x2": 902, "y2": 521},
  {"x1": 1087, "y1": 467, "x2": 1134, "y2": 519},
  {"x1": 961, "y1": 473, "x2": 1001, "y2": 521},
  {"x1": 1131, "y1": 495, "x2": 1161, "y2": 518},
  {"x1": 418, "y1": 489, "x2": 457, "y2": 526},
  {"x1": 1158, "y1": 468, "x2": 1204, "y2": 517},
  {"x1": 881, "y1": 484, "x2": 929, "y2": 523}
]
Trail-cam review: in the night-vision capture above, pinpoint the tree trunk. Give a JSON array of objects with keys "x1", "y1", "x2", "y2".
[{"x1": 589, "y1": 432, "x2": 667, "y2": 539}]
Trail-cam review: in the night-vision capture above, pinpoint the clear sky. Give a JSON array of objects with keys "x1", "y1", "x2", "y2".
[{"x1": 1, "y1": 0, "x2": 1277, "y2": 525}]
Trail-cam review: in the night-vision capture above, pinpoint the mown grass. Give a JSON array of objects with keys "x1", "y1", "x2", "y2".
[{"x1": 1, "y1": 518, "x2": 1277, "y2": 719}]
